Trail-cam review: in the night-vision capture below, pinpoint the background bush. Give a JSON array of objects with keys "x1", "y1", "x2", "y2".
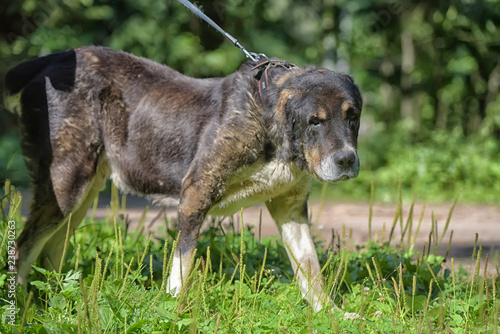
[{"x1": 1, "y1": 0, "x2": 499, "y2": 202}]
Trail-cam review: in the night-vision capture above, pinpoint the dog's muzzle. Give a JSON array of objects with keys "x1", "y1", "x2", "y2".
[{"x1": 314, "y1": 148, "x2": 360, "y2": 182}]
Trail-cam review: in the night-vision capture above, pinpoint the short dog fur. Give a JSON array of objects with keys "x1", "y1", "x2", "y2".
[{"x1": 5, "y1": 46, "x2": 362, "y2": 312}]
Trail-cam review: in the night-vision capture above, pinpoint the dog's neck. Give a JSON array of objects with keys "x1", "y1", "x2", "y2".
[
  {"x1": 240, "y1": 64, "x2": 309, "y2": 170},
  {"x1": 251, "y1": 59, "x2": 297, "y2": 99}
]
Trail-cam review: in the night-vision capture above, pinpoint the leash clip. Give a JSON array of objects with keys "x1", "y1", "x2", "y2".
[{"x1": 233, "y1": 40, "x2": 269, "y2": 62}]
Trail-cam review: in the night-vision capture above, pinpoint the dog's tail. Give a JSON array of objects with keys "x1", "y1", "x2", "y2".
[
  {"x1": 4, "y1": 50, "x2": 77, "y2": 185},
  {"x1": 4, "y1": 49, "x2": 77, "y2": 116}
]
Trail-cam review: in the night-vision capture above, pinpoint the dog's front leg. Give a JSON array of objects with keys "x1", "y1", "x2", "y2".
[
  {"x1": 266, "y1": 189, "x2": 335, "y2": 312},
  {"x1": 166, "y1": 129, "x2": 259, "y2": 296},
  {"x1": 167, "y1": 177, "x2": 210, "y2": 297}
]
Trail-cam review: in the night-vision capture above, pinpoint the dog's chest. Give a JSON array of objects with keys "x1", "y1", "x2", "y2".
[{"x1": 208, "y1": 160, "x2": 307, "y2": 216}]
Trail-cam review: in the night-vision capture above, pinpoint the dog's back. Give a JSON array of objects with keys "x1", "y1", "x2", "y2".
[{"x1": 5, "y1": 47, "x2": 226, "y2": 212}]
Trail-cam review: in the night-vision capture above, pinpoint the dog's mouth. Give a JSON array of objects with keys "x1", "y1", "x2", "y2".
[
  {"x1": 337, "y1": 174, "x2": 351, "y2": 182},
  {"x1": 311, "y1": 169, "x2": 358, "y2": 183}
]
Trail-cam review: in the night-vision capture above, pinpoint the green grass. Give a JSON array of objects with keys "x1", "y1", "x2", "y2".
[{"x1": 1, "y1": 181, "x2": 499, "y2": 333}]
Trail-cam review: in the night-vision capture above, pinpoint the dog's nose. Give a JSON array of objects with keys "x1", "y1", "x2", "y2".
[{"x1": 333, "y1": 150, "x2": 356, "y2": 168}]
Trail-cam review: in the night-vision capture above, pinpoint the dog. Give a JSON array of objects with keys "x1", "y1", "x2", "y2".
[{"x1": 5, "y1": 46, "x2": 362, "y2": 312}]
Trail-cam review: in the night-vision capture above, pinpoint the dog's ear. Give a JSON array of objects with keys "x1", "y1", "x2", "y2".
[
  {"x1": 340, "y1": 74, "x2": 363, "y2": 108},
  {"x1": 341, "y1": 74, "x2": 355, "y2": 84},
  {"x1": 263, "y1": 88, "x2": 304, "y2": 164}
]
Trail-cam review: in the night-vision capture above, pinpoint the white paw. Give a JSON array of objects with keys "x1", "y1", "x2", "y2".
[{"x1": 166, "y1": 276, "x2": 181, "y2": 297}]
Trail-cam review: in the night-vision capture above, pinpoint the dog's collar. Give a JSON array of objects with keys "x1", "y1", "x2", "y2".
[{"x1": 251, "y1": 60, "x2": 296, "y2": 99}]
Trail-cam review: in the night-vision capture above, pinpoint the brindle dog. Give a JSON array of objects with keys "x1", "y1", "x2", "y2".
[{"x1": 5, "y1": 46, "x2": 362, "y2": 312}]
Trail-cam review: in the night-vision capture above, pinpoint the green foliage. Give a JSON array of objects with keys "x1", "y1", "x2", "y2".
[
  {"x1": 1, "y1": 0, "x2": 499, "y2": 199},
  {"x1": 1, "y1": 182, "x2": 500, "y2": 333},
  {"x1": 321, "y1": 128, "x2": 500, "y2": 202},
  {"x1": 0, "y1": 135, "x2": 27, "y2": 186}
]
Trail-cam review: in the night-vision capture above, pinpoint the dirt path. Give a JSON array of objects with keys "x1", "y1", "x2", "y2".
[{"x1": 87, "y1": 195, "x2": 500, "y2": 269}]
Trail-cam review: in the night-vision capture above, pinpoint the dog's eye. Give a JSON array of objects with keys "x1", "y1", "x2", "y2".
[
  {"x1": 348, "y1": 114, "x2": 359, "y2": 127},
  {"x1": 309, "y1": 116, "x2": 323, "y2": 126}
]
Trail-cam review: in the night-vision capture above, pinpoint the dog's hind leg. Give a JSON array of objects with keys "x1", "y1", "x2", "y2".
[
  {"x1": 6, "y1": 49, "x2": 106, "y2": 285},
  {"x1": 16, "y1": 189, "x2": 64, "y2": 286},
  {"x1": 39, "y1": 155, "x2": 110, "y2": 274},
  {"x1": 16, "y1": 155, "x2": 109, "y2": 286},
  {"x1": 266, "y1": 184, "x2": 335, "y2": 313}
]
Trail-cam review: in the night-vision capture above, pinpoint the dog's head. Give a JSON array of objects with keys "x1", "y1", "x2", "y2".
[{"x1": 264, "y1": 67, "x2": 362, "y2": 182}]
